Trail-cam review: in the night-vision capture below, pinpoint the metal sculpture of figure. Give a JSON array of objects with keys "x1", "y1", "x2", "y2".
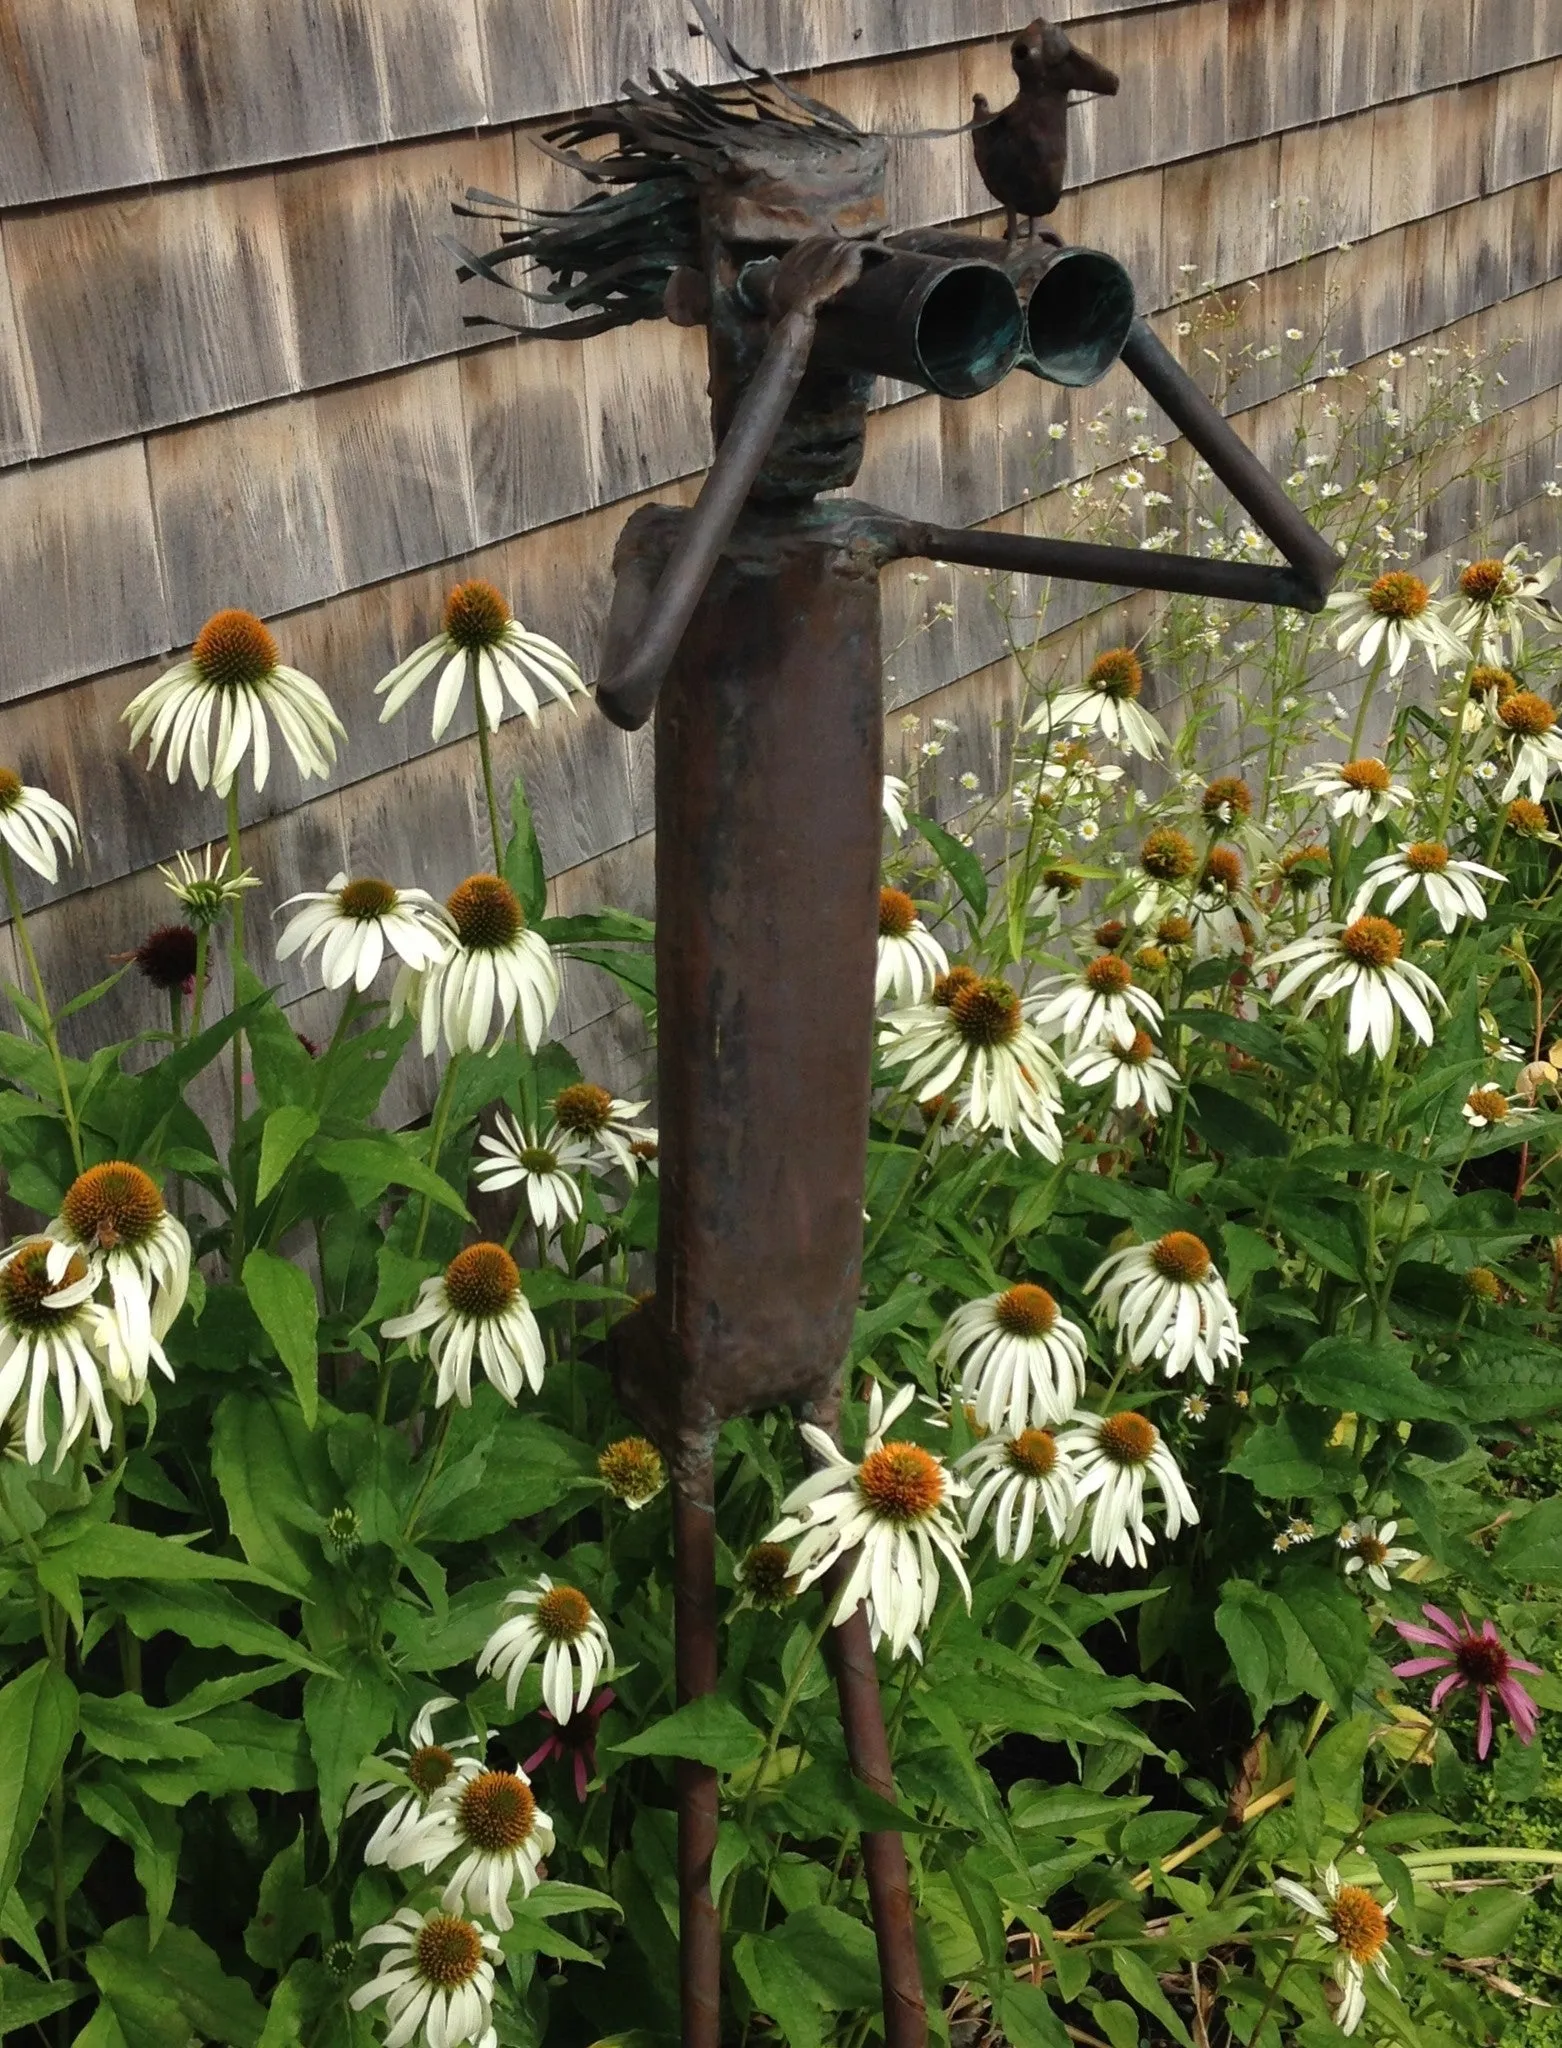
[
  {"x1": 450, "y1": 15, "x2": 1339, "y2": 2046},
  {"x1": 972, "y1": 17, "x2": 1121, "y2": 242}
]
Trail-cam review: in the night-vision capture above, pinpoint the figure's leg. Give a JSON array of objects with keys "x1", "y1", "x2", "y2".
[
  {"x1": 1005, "y1": 203, "x2": 1018, "y2": 241},
  {"x1": 672, "y1": 1445, "x2": 721, "y2": 2048}
]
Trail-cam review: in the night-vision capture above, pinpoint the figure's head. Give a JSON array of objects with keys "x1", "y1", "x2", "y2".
[{"x1": 1011, "y1": 18, "x2": 1120, "y2": 96}]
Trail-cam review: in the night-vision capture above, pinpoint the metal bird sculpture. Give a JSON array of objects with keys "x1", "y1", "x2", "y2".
[{"x1": 972, "y1": 16, "x2": 1120, "y2": 240}]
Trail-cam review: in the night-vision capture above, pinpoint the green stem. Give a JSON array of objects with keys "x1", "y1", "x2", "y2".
[
  {"x1": 190, "y1": 926, "x2": 210, "y2": 1038},
  {"x1": 168, "y1": 986, "x2": 184, "y2": 1049},
  {"x1": 474, "y1": 684, "x2": 506, "y2": 870},
  {"x1": 1435, "y1": 667, "x2": 1478, "y2": 843},
  {"x1": 1245, "y1": 1927, "x2": 1304, "y2": 2047},
  {"x1": 226, "y1": 784, "x2": 249, "y2": 1267},
  {"x1": 0, "y1": 844, "x2": 83, "y2": 1171},
  {"x1": 413, "y1": 1057, "x2": 461, "y2": 1259},
  {"x1": 862, "y1": 1109, "x2": 944, "y2": 1263},
  {"x1": 736, "y1": 1603, "x2": 837, "y2": 1844}
]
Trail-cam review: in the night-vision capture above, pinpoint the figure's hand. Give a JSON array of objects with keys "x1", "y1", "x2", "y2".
[{"x1": 767, "y1": 235, "x2": 870, "y2": 323}]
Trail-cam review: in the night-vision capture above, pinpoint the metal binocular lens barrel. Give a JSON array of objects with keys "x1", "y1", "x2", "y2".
[
  {"x1": 810, "y1": 249, "x2": 1024, "y2": 399},
  {"x1": 1019, "y1": 246, "x2": 1136, "y2": 387}
]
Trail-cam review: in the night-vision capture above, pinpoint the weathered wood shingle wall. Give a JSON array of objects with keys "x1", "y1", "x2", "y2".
[{"x1": 2, "y1": 0, "x2": 1560, "y2": 1115}]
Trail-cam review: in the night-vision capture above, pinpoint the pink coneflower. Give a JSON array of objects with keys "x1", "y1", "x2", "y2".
[
  {"x1": 1391, "y1": 1604, "x2": 1542, "y2": 1758},
  {"x1": 522, "y1": 1686, "x2": 615, "y2": 1802}
]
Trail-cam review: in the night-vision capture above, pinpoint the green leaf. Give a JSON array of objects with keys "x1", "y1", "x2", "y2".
[
  {"x1": 303, "y1": 1664, "x2": 398, "y2": 1845},
  {"x1": 1273, "y1": 1571, "x2": 1370, "y2": 1717},
  {"x1": 1495, "y1": 1496, "x2": 1562, "y2": 1583},
  {"x1": 241, "y1": 1250, "x2": 320, "y2": 1427},
  {"x1": 1225, "y1": 1411, "x2": 1336, "y2": 1498},
  {"x1": 72, "y1": 2008, "x2": 132, "y2": 2048},
  {"x1": 0, "y1": 1663, "x2": 78, "y2": 1903},
  {"x1": 988, "y1": 1980, "x2": 1071, "y2": 2048},
  {"x1": 503, "y1": 775, "x2": 549, "y2": 924},
  {"x1": 111, "y1": 1581, "x2": 334, "y2": 1675},
  {"x1": 45, "y1": 1520, "x2": 292, "y2": 1594},
  {"x1": 733, "y1": 1932, "x2": 825, "y2": 2048},
  {"x1": 911, "y1": 809, "x2": 988, "y2": 919},
  {"x1": 0, "y1": 1967, "x2": 86, "y2": 2036},
  {"x1": 79, "y1": 1695, "x2": 217, "y2": 1764},
  {"x1": 314, "y1": 1135, "x2": 469, "y2": 1218},
  {"x1": 211, "y1": 1390, "x2": 333, "y2": 1595},
  {"x1": 128, "y1": 1703, "x2": 312, "y2": 1803},
  {"x1": 1164, "y1": 1008, "x2": 1312, "y2": 1079},
  {"x1": 255, "y1": 1107, "x2": 319, "y2": 1203},
  {"x1": 77, "y1": 1774, "x2": 180, "y2": 1945},
  {"x1": 1110, "y1": 1948, "x2": 1193, "y2": 2048},
  {"x1": 1187, "y1": 1084, "x2": 1288, "y2": 1160},
  {"x1": 609, "y1": 1696, "x2": 764, "y2": 1773},
  {"x1": 0, "y1": 1888, "x2": 48, "y2": 1973},
  {"x1": 87, "y1": 1919, "x2": 264, "y2": 2048},
  {"x1": 1214, "y1": 1582, "x2": 1331, "y2": 1725},
  {"x1": 244, "y1": 1827, "x2": 333, "y2": 1972},
  {"x1": 1441, "y1": 1886, "x2": 1530, "y2": 1957},
  {"x1": 1288, "y1": 1337, "x2": 1457, "y2": 1421},
  {"x1": 538, "y1": 909, "x2": 653, "y2": 946},
  {"x1": 765, "y1": 1905, "x2": 881, "y2": 2011},
  {"x1": 418, "y1": 1417, "x2": 594, "y2": 1543}
]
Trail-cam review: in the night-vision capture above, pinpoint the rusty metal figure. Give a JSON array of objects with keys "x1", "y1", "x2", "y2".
[
  {"x1": 453, "y1": 21, "x2": 1337, "y2": 2047},
  {"x1": 972, "y1": 17, "x2": 1121, "y2": 243}
]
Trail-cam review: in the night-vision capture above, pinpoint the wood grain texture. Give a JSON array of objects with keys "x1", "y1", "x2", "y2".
[
  {"x1": 0, "y1": 246, "x2": 36, "y2": 464},
  {"x1": 0, "y1": 0, "x2": 162, "y2": 206}
]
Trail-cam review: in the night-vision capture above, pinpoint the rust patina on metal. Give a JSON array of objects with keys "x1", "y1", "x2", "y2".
[{"x1": 454, "y1": 22, "x2": 1340, "y2": 2047}]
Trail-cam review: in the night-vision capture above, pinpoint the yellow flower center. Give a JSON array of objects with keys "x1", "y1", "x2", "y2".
[
  {"x1": 336, "y1": 878, "x2": 398, "y2": 921},
  {"x1": 1339, "y1": 757, "x2": 1391, "y2": 793},
  {"x1": 1119, "y1": 1030, "x2": 1155, "y2": 1066},
  {"x1": 0, "y1": 1241, "x2": 89, "y2": 1330},
  {"x1": 598, "y1": 1435, "x2": 666, "y2": 1503},
  {"x1": 879, "y1": 888, "x2": 916, "y2": 940},
  {"x1": 1507, "y1": 798, "x2": 1547, "y2": 835},
  {"x1": 407, "y1": 1743, "x2": 457, "y2": 1797},
  {"x1": 932, "y1": 965, "x2": 981, "y2": 1008},
  {"x1": 553, "y1": 1083, "x2": 614, "y2": 1135},
  {"x1": 446, "y1": 874, "x2": 524, "y2": 950},
  {"x1": 1202, "y1": 776, "x2": 1253, "y2": 819},
  {"x1": 1365, "y1": 571, "x2": 1429, "y2": 620},
  {"x1": 1156, "y1": 914, "x2": 1193, "y2": 947},
  {"x1": 1084, "y1": 954, "x2": 1133, "y2": 995},
  {"x1": 1281, "y1": 844, "x2": 1330, "y2": 889},
  {"x1": 414, "y1": 1911, "x2": 485, "y2": 1989},
  {"x1": 1470, "y1": 665, "x2": 1517, "y2": 701},
  {"x1": 1006, "y1": 1428, "x2": 1058, "y2": 1478},
  {"x1": 1500, "y1": 691, "x2": 1556, "y2": 739},
  {"x1": 856, "y1": 1442, "x2": 945, "y2": 1523},
  {"x1": 1467, "y1": 1088, "x2": 1509, "y2": 1123},
  {"x1": 0, "y1": 767, "x2": 21, "y2": 807},
  {"x1": 457, "y1": 1770, "x2": 537, "y2": 1853},
  {"x1": 192, "y1": 609, "x2": 280, "y2": 690},
  {"x1": 1140, "y1": 828, "x2": 1196, "y2": 881},
  {"x1": 1097, "y1": 1411, "x2": 1157, "y2": 1466},
  {"x1": 1135, "y1": 946, "x2": 1169, "y2": 973},
  {"x1": 1404, "y1": 840, "x2": 1448, "y2": 873},
  {"x1": 995, "y1": 1283, "x2": 1058, "y2": 1337},
  {"x1": 741, "y1": 1541, "x2": 796, "y2": 1607},
  {"x1": 1329, "y1": 1886, "x2": 1388, "y2": 1965},
  {"x1": 1464, "y1": 1266, "x2": 1501, "y2": 1302},
  {"x1": 444, "y1": 579, "x2": 512, "y2": 649},
  {"x1": 1202, "y1": 846, "x2": 1243, "y2": 892},
  {"x1": 443, "y1": 1243, "x2": 520, "y2": 1319},
  {"x1": 1459, "y1": 558, "x2": 1508, "y2": 603},
  {"x1": 1151, "y1": 1231, "x2": 1211, "y2": 1283},
  {"x1": 1088, "y1": 647, "x2": 1143, "y2": 699},
  {"x1": 534, "y1": 1584, "x2": 594, "y2": 1643},
  {"x1": 949, "y1": 978, "x2": 1020, "y2": 1049},
  {"x1": 1340, "y1": 916, "x2": 1403, "y2": 968},
  {"x1": 60, "y1": 1162, "x2": 165, "y2": 1250}
]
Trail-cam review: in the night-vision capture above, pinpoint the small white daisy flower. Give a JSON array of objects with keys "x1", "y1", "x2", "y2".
[
  {"x1": 394, "y1": 875, "x2": 559, "y2": 1059},
  {"x1": 376, "y1": 579, "x2": 585, "y2": 741},
  {"x1": 0, "y1": 1239, "x2": 119, "y2": 1467},
  {"x1": 47, "y1": 1163, "x2": 190, "y2": 1388},
  {"x1": 880, "y1": 971, "x2": 1064, "y2": 1160},
  {"x1": 381, "y1": 1243, "x2": 545, "y2": 1408},
  {"x1": 472, "y1": 1113, "x2": 592, "y2": 1234},
  {"x1": 1327, "y1": 569, "x2": 1467, "y2": 676},
  {"x1": 1450, "y1": 548, "x2": 1558, "y2": 663},
  {"x1": 1349, "y1": 840, "x2": 1502, "y2": 932},
  {"x1": 958, "y1": 1426, "x2": 1081, "y2": 1560},
  {"x1": 1066, "y1": 1030, "x2": 1179, "y2": 1117},
  {"x1": 387, "y1": 1760, "x2": 554, "y2": 1932},
  {"x1": 349, "y1": 1905, "x2": 502, "y2": 2048},
  {"x1": 156, "y1": 843, "x2": 260, "y2": 929},
  {"x1": 1338, "y1": 1516, "x2": 1419, "y2": 1593},
  {"x1": 1289, "y1": 758, "x2": 1413, "y2": 830},
  {"x1": 766, "y1": 1383, "x2": 970, "y2": 1662},
  {"x1": 1462, "y1": 1084, "x2": 1535, "y2": 1131},
  {"x1": 347, "y1": 1696, "x2": 487, "y2": 1866},
  {"x1": 1030, "y1": 647, "x2": 1166, "y2": 760},
  {"x1": 1089, "y1": 1231, "x2": 1244, "y2": 1383},
  {"x1": 549, "y1": 1082, "x2": 656, "y2": 1180},
  {"x1": 1273, "y1": 1864, "x2": 1396, "y2": 2035},
  {"x1": 475, "y1": 1577, "x2": 614, "y2": 1722},
  {"x1": 275, "y1": 874, "x2": 451, "y2": 995},
  {"x1": 931, "y1": 1282, "x2": 1091, "y2": 1434},
  {"x1": 876, "y1": 888, "x2": 948, "y2": 1005},
  {"x1": 0, "y1": 767, "x2": 79, "y2": 884},
  {"x1": 1258, "y1": 917, "x2": 1445, "y2": 1058},
  {"x1": 883, "y1": 774, "x2": 911, "y2": 837},
  {"x1": 1058, "y1": 1409, "x2": 1198, "y2": 1569},
  {"x1": 1180, "y1": 1392, "x2": 1210, "y2": 1422},
  {"x1": 1497, "y1": 690, "x2": 1562, "y2": 803},
  {"x1": 123, "y1": 608, "x2": 345, "y2": 796},
  {"x1": 1028, "y1": 953, "x2": 1163, "y2": 1051}
]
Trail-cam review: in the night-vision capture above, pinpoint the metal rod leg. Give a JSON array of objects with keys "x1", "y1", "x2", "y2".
[{"x1": 672, "y1": 1451, "x2": 722, "y2": 2048}]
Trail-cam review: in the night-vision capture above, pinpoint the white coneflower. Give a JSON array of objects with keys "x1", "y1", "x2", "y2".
[
  {"x1": 1497, "y1": 690, "x2": 1562, "y2": 803},
  {"x1": 958, "y1": 1426, "x2": 1081, "y2": 1560},
  {"x1": 598, "y1": 1435, "x2": 666, "y2": 1509},
  {"x1": 1258, "y1": 916, "x2": 1444, "y2": 1058},
  {"x1": 1089, "y1": 1231, "x2": 1244, "y2": 1383},
  {"x1": 876, "y1": 888, "x2": 948, "y2": 1005},
  {"x1": 1462, "y1": 1084, "x2": 1535, "y2": 1131},
  {"x1": 1029, "y1": 953, "x2": 1163, "y2": 1051},
  {"x1": 390, "y1": 1759, "x2": 554, "y2": 1932},
  {"x1": 275, "y1": 875, "x2": 451, "y2": 994},
  {"x1": 476, "y1": 1577, "x2": 613, "y2": 1722},
  {"x1": 932, "y1": 1283, "x2": 1090, "y2": 1434},
  {"x1": 47, "y1": 1163, "x2": 190, "y2": 1386},
  {"x1": 549, "y1": 1082, "x2": 656, "y2": 1180},
  {"x1": 0, "y1": 768, "x2": 79, "y2": 884},
  {"x1": 376, "y1": 579, "x2": 585, "y2": 740},
  {"x1": 766, "y1": 1383, "x2": 970, "y2": 1661},
  {"x1": 123, "y1": 608, "x2": 345, "y2": 795},
  {"x1": 1057, "y1": 1409, "x2": 1198, "y2": 1568},
  {"x1": 472, "y1": 1113, "x2": 591, "y2": 1233},
  {"x1": 0, "y1": 1240, "x2": 118, "y2": 1467},
  {"x1": 396, "y1": 874, "x2": 559, "y2": 1058},
  {"x1": 1450, "y1": 548, "x2": 1558, "y2": 664},
  {"x1": 1289, "y1": 758, "x2": 1414, "y2": 830},
  {"x1": 347, "y1": 1696, "x2": 487, "y2": 1866},
  {"x1": 1067, "y1": 1029, "x2": 1179, "y2": 1116},
  {"x1": 1273, "y1": 1864, "x2": 1397, "y2": 2035},
  {"x1": 1030, "y1": 647, "x2": 1167, "y2": 760},
  {"x1": 350, "y1": 1905, "x2": 502, "y2": 2048},
  {"x1": 1462, "y1": 665, "x2": 1519, "y2": 732},
  {"x1": 1189, "y1": 845, "x2": 1263, "y2": 960},
  {"x1": 883, "y1": 774, "x2": 911, "y2": 837},
  {"x1": 880, "y1": 971, "x2": 1064, "y2": 1159},
  {"x1": 1336, "y1": 1516, "x2": 1420, "y2": 1593},
  {"x1": 381, "y1": 1243, "x2": 545, "y2": 1408},
  {"x1": 1349, "y1": 840, "x2": 1502, "y2": 932},
  {"x1": 156, "y1": 844, "x2": 260, "y2": 929},
  {"x1": 1327, "y1": 570, "x2": 1466, "y2": 675}
]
